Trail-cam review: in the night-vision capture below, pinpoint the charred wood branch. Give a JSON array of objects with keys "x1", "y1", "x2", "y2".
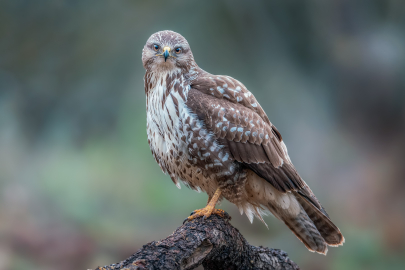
[{"x1": 94, "y1": 212, "x2": 299, "y2": 270}]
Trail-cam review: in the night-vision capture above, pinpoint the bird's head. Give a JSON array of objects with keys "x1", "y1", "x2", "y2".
[{"x1": 142, "y1": 30, "x2": 195, "y2": 72}]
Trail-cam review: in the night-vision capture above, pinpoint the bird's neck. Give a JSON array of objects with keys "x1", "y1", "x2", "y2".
[
  {"x1": 144, "y1": 65, "x2": 201, "y2": 95},
  {"x1": 145, "y1": 69, "x2": 181, "y2": 95}
]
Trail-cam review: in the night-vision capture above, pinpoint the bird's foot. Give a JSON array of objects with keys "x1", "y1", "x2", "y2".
[{"x1": 186, "y1": 207, "x2": 226, "y2": 222}]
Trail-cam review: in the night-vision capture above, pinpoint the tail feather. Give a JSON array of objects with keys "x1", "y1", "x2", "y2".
[
  {"x1": 244, "y1": 170, "x2": 344, "y2": 254},
  {"x1": 295, "y1": 191, "x2": 345, "y2": 246},
  {"x1": 283, "y1": 206, "x2": 328, "y2": 254}
]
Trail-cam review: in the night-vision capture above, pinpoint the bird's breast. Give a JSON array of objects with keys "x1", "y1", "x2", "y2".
[{"x1": 146, "y1": 71, "x2": 191, "y2": 174}]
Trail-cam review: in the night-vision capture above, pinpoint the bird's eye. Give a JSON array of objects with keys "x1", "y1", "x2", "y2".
[
  {"x1": 153, "y1": 44, "x2": 160, "y2": 51},
  {"x1": 175, "y1": 47, "x2": 182, "y2": 54}
]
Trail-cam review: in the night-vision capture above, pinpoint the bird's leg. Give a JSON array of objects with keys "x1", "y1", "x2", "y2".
[
  {"x1": 187, "y1": 188, "x2": 225, "y2": 221},
  {"x1": 207, "y1": 194, "x2": 213, "y2": 205}
]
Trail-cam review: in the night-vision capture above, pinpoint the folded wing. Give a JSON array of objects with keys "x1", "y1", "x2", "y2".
[{"x1": 189, "y1": 74, "x2": 304, "y2": 192}]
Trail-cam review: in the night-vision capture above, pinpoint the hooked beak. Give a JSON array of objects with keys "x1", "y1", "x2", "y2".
[{"x1": 163, "y1": 46, "x2": 170, "y2": 62}]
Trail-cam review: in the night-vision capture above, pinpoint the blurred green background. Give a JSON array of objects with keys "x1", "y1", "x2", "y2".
[{"x1": 1, "y1": 1, "x2": 405, "y2": 269}]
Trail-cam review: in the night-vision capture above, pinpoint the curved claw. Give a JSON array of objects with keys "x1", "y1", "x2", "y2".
[{"x1": 186, "y1": 208, "x2": 227, "y2": 222}]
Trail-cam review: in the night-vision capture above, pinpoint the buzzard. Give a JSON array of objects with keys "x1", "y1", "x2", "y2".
[{"x1": 142, "y1": 30, "x2": 344, "y2": 254}]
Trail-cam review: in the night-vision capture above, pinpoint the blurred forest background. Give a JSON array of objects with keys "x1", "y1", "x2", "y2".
[{"x1": 1, "y1": 1, "x2": 404, "y2": 269}]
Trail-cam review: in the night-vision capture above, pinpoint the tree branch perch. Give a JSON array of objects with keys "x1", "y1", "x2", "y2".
[{"x1": 94, "y1": 212, "x2": 300, "y2": 270}]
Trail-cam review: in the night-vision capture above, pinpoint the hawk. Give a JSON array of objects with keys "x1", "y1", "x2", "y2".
[{"x1": 142, "y1": 30, "x2": 344, "y2": 254}]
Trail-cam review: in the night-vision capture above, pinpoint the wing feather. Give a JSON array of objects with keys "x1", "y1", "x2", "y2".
[{"x1": 187, "y1": 75, "x2": 306, "y2": 192}]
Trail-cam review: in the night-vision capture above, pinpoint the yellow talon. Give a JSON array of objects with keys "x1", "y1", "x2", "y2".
[
  {"x1": 187, "y1": 208, "x2": 226, "y2": 221},
  {"x1": 187, "y1": 188, "x2": 224, "y2": 221}
]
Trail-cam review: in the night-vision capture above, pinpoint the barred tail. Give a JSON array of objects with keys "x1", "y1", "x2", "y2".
[
  {"x1": 282, "y1": 207, "x2": 328, "y2": 254},
  {"x1": 294, "y1": 189, "x2": 345, "y2": 247},
  {"x1": 244, "y1": 170, "x2": 344, "y2": 254}
]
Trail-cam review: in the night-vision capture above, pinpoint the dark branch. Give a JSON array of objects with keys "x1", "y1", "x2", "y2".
[{"x1": 94, "y1": 212, "x2": 300, "y2": 270}]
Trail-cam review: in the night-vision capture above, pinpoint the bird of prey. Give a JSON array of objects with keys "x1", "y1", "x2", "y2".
[{"x1": 142, "y1": 30, "x2": 344, "y2": 254}]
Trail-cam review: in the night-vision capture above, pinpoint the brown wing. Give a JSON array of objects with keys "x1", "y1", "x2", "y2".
[
  {"x1": 191, "y1": 74, "x2": 272, "y2": 125},
  {"x1": 188, "y1": 75, "x2": 305, "y2": 192}
]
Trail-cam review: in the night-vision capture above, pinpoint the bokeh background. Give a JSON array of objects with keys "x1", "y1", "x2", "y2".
[{"x1": 1, "y1": 1, "x2": 405, "y2": 269}]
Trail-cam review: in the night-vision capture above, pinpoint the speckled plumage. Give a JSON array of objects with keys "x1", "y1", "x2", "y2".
[{"x1": 142, "y1": 30, "x2": 344, "y2": 254}]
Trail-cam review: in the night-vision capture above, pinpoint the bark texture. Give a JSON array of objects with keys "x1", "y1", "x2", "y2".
[{"x1": 94, "y1": 212, "x2": 299, "y2": 270}]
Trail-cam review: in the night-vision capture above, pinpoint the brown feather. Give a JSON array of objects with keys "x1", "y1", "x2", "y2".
[
  {"x1": 295, "y1": 189, "x2": 345, "y2": 246},
  {"x1": 186, "y1": 88, "x2": 305, "y2": 193},
  {"x1": 228, "y1": 140, "x2": 242, "y2": 162},
  {"x1": 283, "y1": 207, "x2": 328, "y2": 254}
]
